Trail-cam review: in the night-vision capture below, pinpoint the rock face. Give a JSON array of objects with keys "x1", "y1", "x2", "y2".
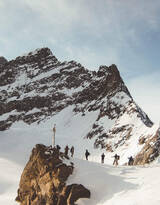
[
  {"x1": 0, "y1": 47, "x2": 160, "y2": 165},
  {"x1": 134, "y1": 127, "x2": 160, "y2": 165},
  {"x1": 0, "y1": 56, "x2": 8, "y2": 66},
  {"x1": 15, "y1": 144, "x2": 90, "y2": 205}
]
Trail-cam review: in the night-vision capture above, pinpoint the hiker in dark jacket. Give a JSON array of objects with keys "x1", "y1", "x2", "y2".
[
  {"x1": 85, "y1": 149, "x2": 90, "y2": 160},
  {"x1": 113, "y1": 154, "x2": 120, "y2": 166},
  {"x1": 56, "y1": 145, "x2": 61, "y2": 151},
  {"x1": 128, "y1": 156, "x2": 134, "y2": 165},
  {"x1": 64, "y1": 145, "x2": 69, "y2": 156},
  {"x1": 70, "y1": 146, "x2": 74, "y2": 157},
  {"x1": 56, "y1": 145, "x2": 61, "y2": 154},
  {"x1": 101, "y1": 153, "x2": 105, "y2": 164}
]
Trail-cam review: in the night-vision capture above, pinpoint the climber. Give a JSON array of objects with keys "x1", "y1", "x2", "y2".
[
  {"x1": 85, "y1": 149, "x2": 90, "y2": 160},
  {"x1": 56, "y1": 145, "x2": 61, "y2": 154},
  {"x1": 56, "y1": 145, "x2": 61, "y2": 150},
  {"x1": 70, "y1": 146, "x2": 74, "y2": 157},
  {"x1": 64, "y1": 145, "x2": 69, "y2": 156},
  {"x1": 101, "y1": 153, "x2": 105, "y2": 164},
  {"x1": 113, "y1": 154, "x2": 120, "y2": 166},
  {"x1": 128, "y1": 156, "x2": 134, "y2": 165}
]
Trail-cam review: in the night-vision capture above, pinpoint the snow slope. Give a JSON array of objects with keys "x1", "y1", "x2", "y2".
[
  {"x1": 1, "y1": 152, "x2": 160, "y2": 205},
  {"x1": 68, "y1": 159, "x2": 160, "y2": 205},
  {"x1": 0, "y1": 158, "x2": 22, "y2": 205},
  {"x1": 0, "y1": 107, "x2": 160, "y2": 204},
  {"x1": 1, "y1": 106, "x2": 158, "y2": 166}
]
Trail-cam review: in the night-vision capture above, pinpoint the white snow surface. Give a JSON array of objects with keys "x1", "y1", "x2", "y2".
[
  {"x1": 68, "y1": 159, "x2": 160, "y2": 205},
  {"x1": 0, "y1": 105, "x2": 160, "y2": 204}
]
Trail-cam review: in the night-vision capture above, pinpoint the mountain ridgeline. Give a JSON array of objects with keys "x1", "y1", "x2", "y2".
[{"x1": 0, "y1": 47, "x2": 160, "y2": 165}]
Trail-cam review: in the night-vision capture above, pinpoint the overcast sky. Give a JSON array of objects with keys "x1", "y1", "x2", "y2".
[{"x1": 0, "y1": 0, "x2": 160, "y2": 123}]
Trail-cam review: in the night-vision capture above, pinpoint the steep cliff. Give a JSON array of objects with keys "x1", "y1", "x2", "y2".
[{"x1": 15, "y1": 144, "x2": 90, "y2": 205}]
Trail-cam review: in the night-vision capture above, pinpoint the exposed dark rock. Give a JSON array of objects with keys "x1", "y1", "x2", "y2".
[
  {"x1": 0, "y1": 56, "x2": 8, "y2": 66},
  {"x1": 134, "y1": 127, "x2": 160, "y2": 165},
  {"x1": 139, "y1": 137, "x2": 146, "y2": 145},
  {"x1": 67, "y1": 184, "x2": 91, "y2": 204}
]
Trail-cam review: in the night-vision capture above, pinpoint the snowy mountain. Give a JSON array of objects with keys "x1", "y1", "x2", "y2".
[{"x1": 0, "y1": 47, "x2": 160, "y2": 166}]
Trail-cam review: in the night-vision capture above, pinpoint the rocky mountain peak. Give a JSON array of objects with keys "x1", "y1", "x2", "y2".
[
  {"x1": 15, "y1": 144, "x2": 90, "y2": 205},
  {"x1": 26, "y1": 47, "x2": 53, "y2": 57},
  {"x1": 8, "y1": 47, "x2": 58, "y2": 66},
  {"x1": 0, "y1": 56, "x2": 8, "y2": 66},
  {"x1": 98, "y1": 64, "x2": 119, "y2": 74},
  {"x1": 97, "y1": 64, "x2": 125, "y2": 89}
]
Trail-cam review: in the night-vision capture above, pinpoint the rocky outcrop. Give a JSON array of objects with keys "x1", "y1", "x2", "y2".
[
  {"x1": 15, "y1": 144, "x2": 90, "y2": 205},
  {"x1": 134, "y1": 127, "x2": 160, "y2": 165}
]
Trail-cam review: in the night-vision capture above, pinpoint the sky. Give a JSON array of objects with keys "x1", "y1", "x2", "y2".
[{"x1": 0, "y1": 0, "x2": 160, "y2": 123}]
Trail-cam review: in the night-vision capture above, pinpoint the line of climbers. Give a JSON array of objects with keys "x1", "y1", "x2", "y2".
[
  {"x1": 55, "y1": 145, "x2": 134, "y2": 166},
  {"x1": 85, "y1": 151, "x2": 134, "y2": 166}
]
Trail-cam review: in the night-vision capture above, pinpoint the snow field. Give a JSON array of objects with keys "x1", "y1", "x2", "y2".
[
  {"x1": 0, "y1": 106, "x2": 160, "y2": 204},
  {"x1": 68, "y1": 159, "x2": 160, "y2": 205},
  {"x1": 0, "y1": 158, "x2": 22, "y2": 205}
]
